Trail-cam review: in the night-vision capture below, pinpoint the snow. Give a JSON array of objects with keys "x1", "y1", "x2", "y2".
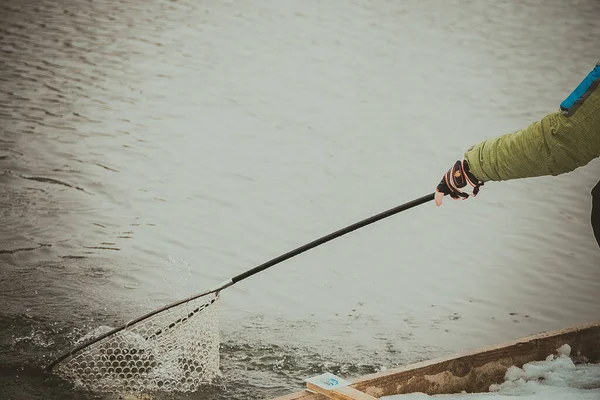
[{"x1": 383, "y1": 345, "x2": 600, "y2": 400}]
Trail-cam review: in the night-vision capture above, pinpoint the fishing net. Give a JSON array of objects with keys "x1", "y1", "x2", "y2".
[
  {"x1": 50, "y1": 194, "x2": 435, "y2": 393},
  {"x1": 54, "y1": 293, "x2": 220, "y2": 393}
]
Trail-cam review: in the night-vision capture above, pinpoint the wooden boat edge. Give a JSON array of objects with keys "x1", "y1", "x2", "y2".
[{"x1": 272, "y1": 321, "x2": 600, "y2": 399}]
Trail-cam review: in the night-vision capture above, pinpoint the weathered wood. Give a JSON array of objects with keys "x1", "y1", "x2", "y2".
[
  {"x1": 306, "y1": 382, "x2": 378, "y2": 400},
  {"x1": 273, "y1": 321, "x2": 600, "y2": 400}
]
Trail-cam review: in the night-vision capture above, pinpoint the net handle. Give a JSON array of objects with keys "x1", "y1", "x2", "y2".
[
  {"x1": 46, "y1": 193, "x2": 434, "y2": 372},
  {"x1": 231, "y1": 193, "x2": 434, "y2": 284}
]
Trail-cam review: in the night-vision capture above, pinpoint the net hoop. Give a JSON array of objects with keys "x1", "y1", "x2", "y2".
[{"x1": 52, "y1": 292, "x2": 221, "y2": 393}]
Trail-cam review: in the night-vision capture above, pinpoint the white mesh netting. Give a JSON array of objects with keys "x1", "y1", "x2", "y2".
[{"x1": 54, "y1": 294, "x2": 220, "y2": 393}]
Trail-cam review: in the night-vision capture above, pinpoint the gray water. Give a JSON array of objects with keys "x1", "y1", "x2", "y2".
[{"x1": 1, "y1": 0, "x2": 599, "y2": 399}]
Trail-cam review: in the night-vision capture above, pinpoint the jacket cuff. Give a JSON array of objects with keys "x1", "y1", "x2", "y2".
[{"x1": 464, "y1": 144, "x2": 491, "y2": 183}]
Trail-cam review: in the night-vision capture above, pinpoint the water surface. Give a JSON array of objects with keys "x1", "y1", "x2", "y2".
[{"x1": 1, "y1": 1, "x2": 599, "y2": 399}]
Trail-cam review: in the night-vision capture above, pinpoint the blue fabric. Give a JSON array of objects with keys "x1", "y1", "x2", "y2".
[{"x1": 560, "y1": 64, "x2": 600, "y2": 111}]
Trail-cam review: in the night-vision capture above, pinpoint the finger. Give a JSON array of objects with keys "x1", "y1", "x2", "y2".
[{"x1": 435, "y1": 190, "x2": 444, "y2": 206}]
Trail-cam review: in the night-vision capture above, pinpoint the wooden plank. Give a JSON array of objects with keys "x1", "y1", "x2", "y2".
[
  {"x1": 273, "y1": 321, "x2": 600, "y2": 400},
  {"x1": 306, "y1": 382, "x2": 378, "y2": 400}
]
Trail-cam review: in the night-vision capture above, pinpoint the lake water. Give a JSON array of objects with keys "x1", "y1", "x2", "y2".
[{"x1": 1, "y1": 0, "x2": 599, "y2": 399}]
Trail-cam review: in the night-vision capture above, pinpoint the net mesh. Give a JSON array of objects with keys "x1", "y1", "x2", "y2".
[{"x1": 54, "y1": 293, "x2": 220, "y2": 393}]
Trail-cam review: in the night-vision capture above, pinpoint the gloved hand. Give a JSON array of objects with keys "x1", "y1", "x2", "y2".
[{"x1": 435, "y1": 160, "x2": 483, "y2": 206}]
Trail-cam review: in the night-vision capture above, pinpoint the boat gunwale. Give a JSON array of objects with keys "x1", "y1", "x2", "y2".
[{"x1": 272, "y1": 321, "x2": 600, "y2": 399}]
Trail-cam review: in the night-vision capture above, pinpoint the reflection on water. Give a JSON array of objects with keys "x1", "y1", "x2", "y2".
[{"x1": 1, "y1": 0, "x2": 599, "y2": 398}]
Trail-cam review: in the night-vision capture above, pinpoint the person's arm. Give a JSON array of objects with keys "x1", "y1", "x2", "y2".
[
  {"x1": 465, "y1": 101, "x2": 600, "y2": 183},
  {"x1": 435, "y1": 62, "x2": 600, "y2": 206}
]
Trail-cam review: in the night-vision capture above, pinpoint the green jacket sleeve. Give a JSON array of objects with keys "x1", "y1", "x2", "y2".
[{"x1": 464, "y1": 79, "x2": 600, "y2": 183}]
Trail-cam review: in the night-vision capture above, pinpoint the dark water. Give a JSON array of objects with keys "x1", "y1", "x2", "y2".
[{"x1": 1, "y1": 0, "x2": 599, "y2": 399}]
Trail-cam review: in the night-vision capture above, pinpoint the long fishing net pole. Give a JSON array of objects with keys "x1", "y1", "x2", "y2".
[{"x1": 47, "y1": 193, "x2": 434, "y2": 392}]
